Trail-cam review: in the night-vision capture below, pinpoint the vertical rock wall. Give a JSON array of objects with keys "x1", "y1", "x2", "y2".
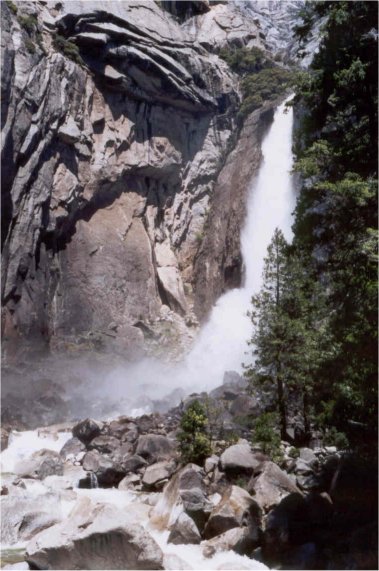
[{"x1": 1, "y1": 0, "x2": 273, "y2": 361}]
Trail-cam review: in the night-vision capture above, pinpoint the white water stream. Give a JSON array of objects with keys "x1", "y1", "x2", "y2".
[
  {"x1": 92, "y1": 97, "x2": 297, "y2": 411},
  {"x1": 180, "y1": 97, "x2": 297, "y2": 391},
  {"x1": 0, "y1": 99, "x2": 296, "y2": 570}
]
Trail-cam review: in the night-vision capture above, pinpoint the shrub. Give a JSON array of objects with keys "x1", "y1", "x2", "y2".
[
  {"x1": 288, "y1": 446, "x2": 300, "y2": 459},
  {"x1": 324, "y1": 426, "x2": 349, "y2": 450},
  {"x1": 219, "y1": 46, "x2": 267, "y2": 75},
  {"x1": 24, "y1": 37, "x2": 35, "y2": 54},
  {"x1": 5, "y1": 0, "x2": 18, "y2": 15},
  {"x1": 252, "y1": 412, "x2": 283, "y2": 463},
  {"x1": 18, "y1": 14, "x2": 38, "y2": 34},
  {"x1": 177, "y1": 400, "x2": 212, "y2": 465},
  {"x1": 53, "y1": 33, "x2": 84, "y2": 65}
]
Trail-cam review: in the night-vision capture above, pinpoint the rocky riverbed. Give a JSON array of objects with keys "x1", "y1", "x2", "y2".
[{"x1": 1, "y1": 371, "x2": 377, "y2": 570}]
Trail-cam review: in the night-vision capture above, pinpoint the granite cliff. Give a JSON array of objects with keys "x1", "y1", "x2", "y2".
[{"x1": 1, "y1": 0, "x2": 293, "y2": 362}]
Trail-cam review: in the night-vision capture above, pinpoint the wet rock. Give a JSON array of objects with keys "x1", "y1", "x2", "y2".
[
  {"x1": 1, "y1": 485, "x2": 9, "y2": 495},
  {"x1": 118, "y1": 474, "x2": 141, "y2": 490},
  {"x1": 142, "y1": 461, "x2": 176, "y2": 490},
  {"x1": 202, "y1": 527, "x2": 260, "y2": 558},
  {"x1": 247, "y1": 461, "x2": 302, "y2": 512},
  {"x1": 59, "y1": 437, "x2": 86, "y2": 460},
  {"x1": 204, "y1": 485, "x2": 261, "y2": 540},
  {"x1": 151, "y1": 464, "x2": 211, "y2": 532},
  {"x1": 26, "y1": 501, "x2": 164, "y2": 570},
  {"x1": 72, "y1": 418, "x2": 102, "y2": 445},
  {"x1": 82, "y1": 450, "x2": 125, "y2": 487},
  {"x1": 220, "y1": 443, "x2": 262, "y2": 476},
  {"x1": 14, "y1": 449, "x2": 64, "y2": 480},
  {"x1": 167, "y1": 512, "x2": 201, "y2": 545},
  {"x1": 135, "y1": 434, "x2": 176, "y2": 463},
  {"x1": 1, "y1": 493, "x2": 63, "y2": 545}
]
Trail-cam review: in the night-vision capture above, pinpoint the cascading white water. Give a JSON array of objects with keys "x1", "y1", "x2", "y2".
[
  {"x1": 86, "y1": 97, "x2": 298, "y2": 411},
  {"x1": 180, "y1": 97, "x2": 297, "y2": 392}
]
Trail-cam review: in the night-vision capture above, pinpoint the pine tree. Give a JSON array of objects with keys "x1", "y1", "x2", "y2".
[{"x1": 246, "y1": 228, "x2": 330, "y2": 442}]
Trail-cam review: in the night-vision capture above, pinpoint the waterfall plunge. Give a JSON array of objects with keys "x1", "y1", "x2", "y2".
[
  {"x1": 87, "y1": 98, "x2": 297, "y2": 414},
  {"x1": 181, "y1": 97, "x2": 297, "y2": 392}
]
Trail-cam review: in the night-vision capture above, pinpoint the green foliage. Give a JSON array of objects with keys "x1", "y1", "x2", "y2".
[
  {"x1": 18, "y1": 14, "x2": 38, "y2": 34},
  {"x1": 252, "y1": 413, "x2": 283, "y2": 463},
  {"x1": 219, "y1": 46, "x2": 267, "y2": 75},
  {"x1": 291, "y1": 1, "x2": 378, "y2": 453},
  {"x1": 24, "y1": 37, "x2": 35, "y2": 54},
  {"x1": 5, "y1": 0, "x2": 18, "y2": 15},
  {"x1": 324, "y1": 427, "x2": 349, "y2": 450},
  {"x1": 288, "y1": 447, "x2": 300, "y2": 459},
  {"x1": 177, "y1": 401, "x2": 212, "y2": 465},
  {"x1": 245, "y1": 228, "x2": 331, "y2": 439},
  {"x1": 53, "y1": 34, "x2": 84, "y2": 65},
  {"x1": 240, "y1": 67, "x2": 294, "y2": 120},
  {"x1": 219, "y1": 46, "x2": 294, "y2": 121}
]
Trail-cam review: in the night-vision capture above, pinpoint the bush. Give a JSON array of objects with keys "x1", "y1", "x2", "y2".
[
  {"x1": 288, "y1": 446, "x2": 300, "y2": 459},
  {"x1": 18, "y1": 14, "x2": 38, "y2": 34},
  {"x1": 24, "y1": 37, "x2": 35, "y2": 54},
  {"x1": 219, "y1": 46, "x2": 267, "y2": 75},
  {"x1": 53, "y1": 33, "x2": 84, "y2": 65},
  {"x1": 5, "y1": 0, "x2": 18, "y2": 15},
  {"x1": 324, "y1": 426, "x2": 349, "y2": 450},
  {"x1": 177, "y1": 401, "x2": 212, "y2": 465},
  {"x1": 252, "y1": 412, "x2": 283, "y2": 463}
]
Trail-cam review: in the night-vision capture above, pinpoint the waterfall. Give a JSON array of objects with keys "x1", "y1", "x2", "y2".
[
  {"x1": 86, "y1": 97, "x2": 297, "y2": 413},
  {"x1": 180, "y1": 97, "x2": 297, "y2": 393}
]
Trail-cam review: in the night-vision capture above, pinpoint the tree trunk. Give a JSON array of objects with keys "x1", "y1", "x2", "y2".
[
  {"x1": 277, "y1": 375, "x2": 287, "y2": 440},
  {"x1": 303, "y1": 390, "x2": 311, "y2": 439}
]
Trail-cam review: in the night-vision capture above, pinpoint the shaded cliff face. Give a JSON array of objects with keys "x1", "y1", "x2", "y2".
[{"x1": 0, "y1": 0, "x2": 272, "y2": 362}]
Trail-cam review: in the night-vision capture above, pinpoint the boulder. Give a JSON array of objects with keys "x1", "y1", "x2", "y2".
[
  {"x1": 247, "y1": 461, "x2": 302, "y2": 512},
  {"x1": 142, "y1": 461, "x2": 176, "y2": 490},
  {"x1": 108, "y1": 418, "x2": 137, "y2": 439},
  {"x1": 202, "y1": 527, "x2": 260, "y2": 558},
  {"x1": 26, "y1": 501, "x2": 164, "y2": 570},
  {"x1": 14, "y1": 449, "x2": 64, "y2": 480},
  {"x1": 88, "y1": 435, "x2": 121, "y2": 454},
  {"x1": 204, "y1": 485, "x2": 261, "y2": 540},
  {"x1": 122, "y1": 455, "x2": 148, "y2": 473},
  {"x1": 72, "y1": 418, "x2": 102, "y2": 445},
  {"x1": 151, "y1": 464, "x2": 211, "y2": 531},
  {"x1": 82, "y1": 450, "x2": 125, "y2": 487},
  {"x1": 135, "y1": 434, "x2": 176, "y2": 463},
  {"x1": 1, "y1": 493, "x2": 63, "y2": 545},
  {"x1": 59, "y1": 437, "x2": 86, "y2": 460},
  {"x1": 230, "y1": 395, "x2": 260, "y2": 417},
  {"x1": 299, "y1": 447, "x2": 317, "y2": 466},
  {"x1": 118, "y1": 474, "x2": 141, "y2": 490},
  {"x1": 220, "y1": 443, "x2": 262, "y2": 475},
  {"x1": 205, "y1": 455, "x2": 219, "y2": 474},
  {"x1": 167, "y1": 512, "x2": 201, "y2": 545}
]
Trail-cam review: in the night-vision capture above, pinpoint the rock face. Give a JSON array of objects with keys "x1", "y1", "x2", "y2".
[
  {"x1": 1, "y1": 0, "x2": 236, "y2": 360},
  {"x1": 1, "y1": 0, "x2": 282, "y2": 362},
  {"x1": 26, "y1": 500, "x2": 164, "y2": 570}
]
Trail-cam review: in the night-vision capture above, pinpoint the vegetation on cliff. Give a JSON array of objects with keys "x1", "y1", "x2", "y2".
[{"x1": 219, "y1": 46, "x2": 294, "y2": 119}]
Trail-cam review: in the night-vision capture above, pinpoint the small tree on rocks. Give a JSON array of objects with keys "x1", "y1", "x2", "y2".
[{"x1": 177, "y1": 400, "x2": 211, "y2": 465}]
